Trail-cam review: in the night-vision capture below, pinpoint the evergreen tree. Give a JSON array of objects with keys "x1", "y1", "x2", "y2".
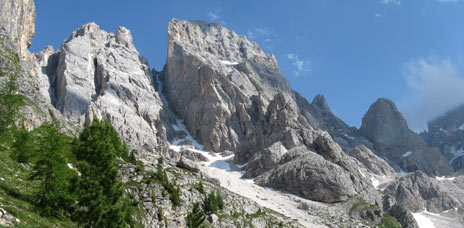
[
  {"x1": 73, "y1": 118, "x2": 133, "y2": 227},
  {"x1": 205, "y1": 191, "x2": 224, "y2": 215},
  {"x1": 29, "y1": 122, "x2": 77, "y2": 218},
  {"x1": 11, "y1": 125, "x2": 36, "y2": 163},
  {"x1": 0, "y1": 39, "x2": 25, "y2": 145},
  {"x1": 186, "y1": 202, "x2": 206, "y2": 228}
]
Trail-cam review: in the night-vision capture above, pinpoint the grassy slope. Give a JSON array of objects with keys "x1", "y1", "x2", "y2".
[{"x1": 0, "y1": 149, "x2": 76, "y2": 228}]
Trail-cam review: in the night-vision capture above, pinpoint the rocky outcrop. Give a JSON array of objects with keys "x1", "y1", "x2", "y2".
[
  {"x1": 359, "y1": 98, "x2": 452, "y2": 176},
  {"x1": 164, "y1": 19, "x2": 292, "y2": 153},
  {"x1": 421, "y1": 104, "x2": 464, "y2": 171},
  {"x1": 0, "y1": 0, "x2": 35, "y2": 58},
  {"x1": 346, "y1": 145, "x2": 395, "y2": 176},
  {"x1": 34, "y1": 23, "x2": 176, "y2": 159},
  {"x1": 255, "y1": 147, "x2": 357, "y2": 203},
  {"x1": 163, "y1": 19, "x2": 379, "y2": 205},
  {"x1": 383, "y1": 171, "x2": 461, "y2": 213}
]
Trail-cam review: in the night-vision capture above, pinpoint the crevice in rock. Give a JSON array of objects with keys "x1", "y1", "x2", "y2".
[
  {"x1": 92, "y1": 57, "x2": 105, "y2": 101},
  {"x1": 46, "y1": 52, "x2": 59, "y2": 106}
]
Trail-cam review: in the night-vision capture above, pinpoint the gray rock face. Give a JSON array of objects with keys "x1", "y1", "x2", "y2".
[
  {"x1": 255, "y1": 147, "x2": 356, "y2": 203},
  {"x1": 37, "y1": 22, "x2": 175, "y2": 157},
  {"x1": 164, "y1": 19, "x2": 378, "y2": 205},
  {"x1": 421, "y1": 104, "x2": 464, "y2": 171},
  {"x1": 359, "y1": 98, "x2": 452, "y2": 176},
  {"x1": 0, "y1": 0, "x2": 35, "y2": 58},
  {"x1": 346, "y1": 145, "x2": 395, "y2": 176},
  {"x1": 254, "y1": 146, "x2": 378, "y2": 203},
  {"x1": 164, "y1": 19, "x2": 292, "y2": 153},
  {"x1": 383, "y1": 171, "x2": 461, "y2": 213}
]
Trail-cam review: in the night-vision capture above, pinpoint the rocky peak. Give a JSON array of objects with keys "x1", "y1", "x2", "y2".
[
  {"x1": 34, "y1": 22, "x2": 174, "y2": 162},
  {"x1": 164, "y1": 19, "x2": 293, "y2": 152},
  {"x1": 421, "y1": 104, "x2": 464, "y2": 171},
  {"x1": 360, "y1": 98, "x2": 452, "y2": 176},
  {"x1": 360, "y1": 98, "x2": 410, "y2": 144},
  {"x1": 0, "y1": 0, "x2": 35, "y2": 58},
  {"x1": 312, "y1": 94, "x2": 331, "y2": 113}
]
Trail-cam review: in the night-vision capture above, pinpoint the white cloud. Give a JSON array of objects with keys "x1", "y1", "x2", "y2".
[
  {"x1": 374, "y1": 13, "x2": 382, "y2": 18},
  {"x1": 286, "y1": 53, "x2": 312, "y2": 77},
  {"x1": 247, "y1": 27, "x2": 279, "y2": 51},
  {"x1": 381, "y1": 0, "x2": 401, "y2": 6},
  {"x1": 437, "y1": 0, "x2": 459, "y2": 2},
  {"x1": 207, "y1": 11, "x2": 220, "y2": 21},
  {"x1": 207, "y1": 9, "x2": 226, "y2": 25},
  {"x1": 247, "y1": 28, "x2": 274, "y2": 40},
  {"x1": 398, "y1": 57, "x2": 464, "y2": 132}
]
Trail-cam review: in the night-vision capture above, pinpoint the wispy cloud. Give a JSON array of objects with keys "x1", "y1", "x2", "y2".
[
  {"x1": 207, "y1": 9, "x2": 226, "y2": 25},
  {"x1": 286, "y1": 53, "x2": 312, "y2": 77},
  {"x1": 437, "y1": 0, "x2": 459, "y2": 2},
  {"x1": 374, "y1": 13, "x2": 382, "y2": 18},
  {"x1": 381, "y1": 0, "x2": 401, "y2": 6},
  {"x1": 247, "y1": 28, "x2": 274, "y2": 40},
  {"x1": 398, "y1": 57, "x2": 464, "y2": 132},
  {"x1": 247, "y1": 27, "x2": 279, "y2": 51}
]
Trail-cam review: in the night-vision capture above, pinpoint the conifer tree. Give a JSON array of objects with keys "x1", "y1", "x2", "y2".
[
  {"x1": 186, "y1": 202, "x2": 206, "y2": 228},
  {"x1": 0, "y1": 39, "x2": 25, "y2": 144},
  {"x1": 30, "y1": 122, "x2": 77, "y2": 217},
  {"x1": 73, "y1": 118, "x2": 133, "y2": 227}
]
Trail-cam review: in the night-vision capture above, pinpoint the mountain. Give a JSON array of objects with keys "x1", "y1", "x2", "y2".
[
  {"x1": 421, "y1": 104, "x2": 464, "y2": 172},
  {"x1": 1, "y1": 1, "x2": 464, "y2": 228},
  {"x1": 359, "y1": 98, "x2": 453, "y2": 176}
]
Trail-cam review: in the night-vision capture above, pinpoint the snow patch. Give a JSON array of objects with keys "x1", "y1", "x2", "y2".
[
  {"x1": 412, "y1": 211, "x2": 436, "y2": 228},
  {"x1": 403, "y1": 151, "x2": 412, "y2": 158},
  {"x1": 450, "y1": 147, "x2": 464, "y2": 163},
  {"x1": 458, "y1": 123, "x2": 464, "y2": 131},
  {"x1": 220, "y1": 60, "x2": 239, "y2": 66},
  {"x1": 358, "y1": 169, "x2": 366, "y2": 178},
  {"x1": 171, "y1": 119, "x2": 204, "y2": 150},
  {"x1": 435, "y1": 176, "x2": 456, "y2": 181},
  {"x1": 236, "y1": 162, "x2": 248, "y2": 169},
  {"x1": 371, "y1": 176, "x2": 380, "y2": 189},
  {"x1": 341, "y1": 133, "x2": 355, "y2": 140}
]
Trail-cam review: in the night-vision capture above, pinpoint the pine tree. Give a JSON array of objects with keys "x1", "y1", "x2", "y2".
[
  {"x1": 0, "y1": 39, "x2": 25, "y2": 145},
  {"x1": 73, "y1": 118, "x2": 133, "y2": 227},
  {"x1": 186, "y1": 202, "x2": 207, "y2": 228},
  {"x1": 205, "y1": 191, "x2": 224, "y2": 215},
  {"x1": 29, "y1": 122, "x2": 77, "y2": 218},
  {"x1": 11, "y1": 125, "x2": 36, "y2": 163}
]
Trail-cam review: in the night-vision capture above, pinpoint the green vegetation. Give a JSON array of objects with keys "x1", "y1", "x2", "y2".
[
  {"x1": 145, "y1": 164, "x2": 182, "y2": 208},
  {"x1": 72, "y1": 118, "x2": 134, "y2": 227},
  {"x1": 193, "y1": 181, "x2": 205, "y2": 194},
  {"x1": 205, "y1": 191, "x2": 224, "y2": 215},
  {"x1": 186, "y1": 202, "x2": 207, "y2": 228},
  {"x1": 0, "y1": 39, "x2": 24, "y2": 143},
  {"x1": 349, "y1": 197, "x2": 377, "y2": 215},
  {"x1": 29, "y1": 123, "x2": 77, "y2": 218},
  {"x1": 378, "y1": 215, "x2": 402, "y2": 228}
]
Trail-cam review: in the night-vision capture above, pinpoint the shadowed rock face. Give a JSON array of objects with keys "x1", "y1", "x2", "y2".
[
  {"x1": 421, "y1": 104, "x2": 464, "y2": 171},
  {"x1": 0, "y1": 0, "x2": 35, "y2": 58},
  {"x1": 359, "y1": 98, "x2": 452, "y2": 176}
]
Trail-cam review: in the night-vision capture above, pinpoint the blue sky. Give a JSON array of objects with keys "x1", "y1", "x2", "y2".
[{"x1": 30, "y1": 0, "x2": 464, "y2": 132}]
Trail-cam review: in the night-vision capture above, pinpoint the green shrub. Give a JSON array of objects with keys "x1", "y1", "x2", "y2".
[
  {"x1": 186, "y1": 202, "x2": 206, "y2": 228},
  {"x1": 205, "y1": 191, "x2": 224, "y2": 215},
  {"x1": 378, "y1": 215, "x2": 402, "y2": 228}
]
